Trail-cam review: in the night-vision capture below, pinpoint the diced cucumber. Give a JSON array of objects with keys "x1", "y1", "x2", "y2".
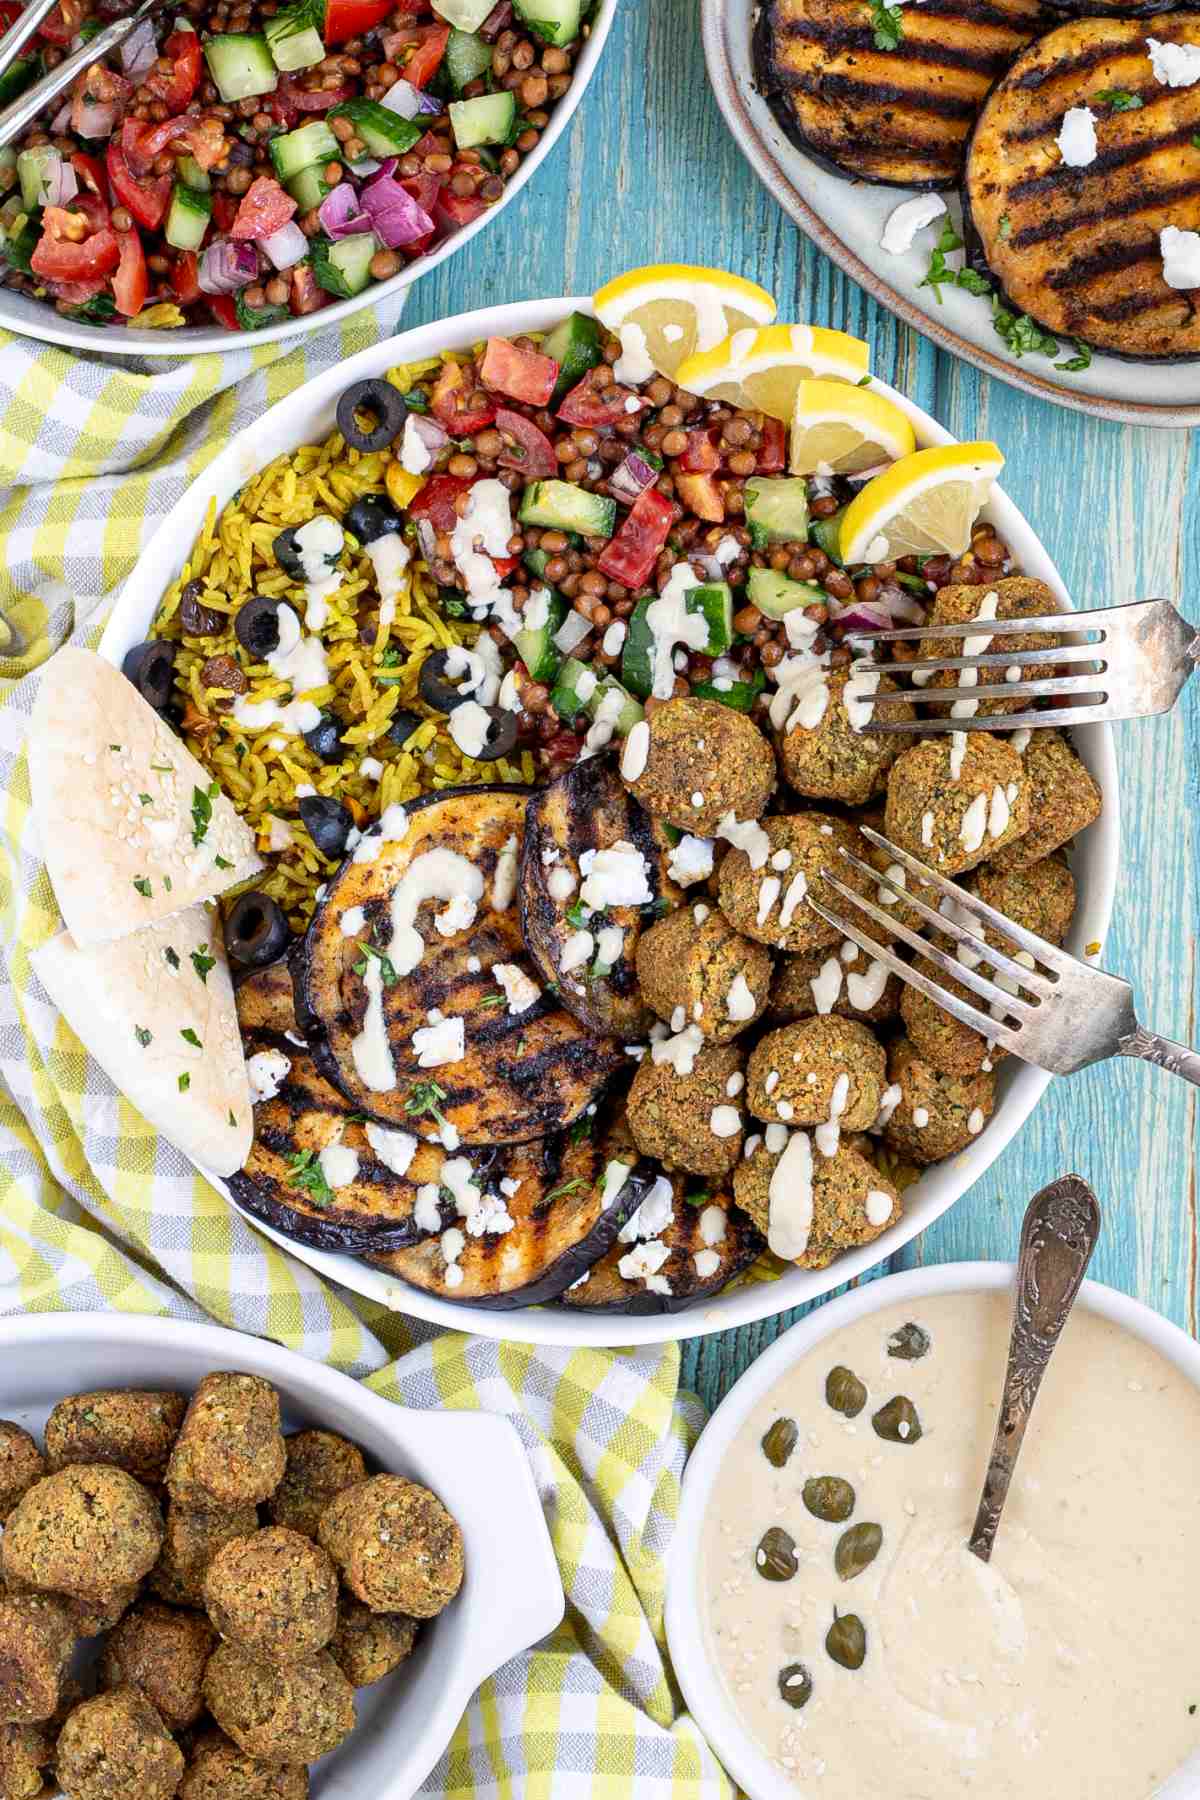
[
  {"x1": 550, "y1": 656, "x2": 593, "y2": 725},
  {"x1": 621, "y1": 585, "x2": 732, "y2": 700},
  {"x1": 203, "y1": 33, "x2": 278, "y2": 102},
  {"x1": 744, "y1": 476, "x2": 810, "y2": 549},
  {"x1": 449, "y1": 91, "x2": 517, "y2": 149},
  {"x1": 270, "y1": 119, "x2": 339, "y2": 183},
  {"x1": 691, "y1": 669, "x2": 766, "y2": 713},
  {"x1": 444, "y1": 26, "x2": 492, "y2": 91},
  {"x1": 687, "y1": 582, "x2": 733, "y2": 656},
  {"x1": 809, "y1": 504, "x2": 848, "y2": 567},
  {"x1": 513, "y1": 588, "x2": 566, "y2": 684},
  {"x1": 311, "y1": 230, "x2": 379, "y2": 298},
  {"x1": 0, "y1": 51, "x2": 41, "y2": 110},
  {"x1": 523, "y1": 547, "x2": 551, "y2": 580},
  {"x1": 325, "y1": 99, "x2": 420, "y2": 159},
  {"x1": 518, "y1": 480, "x2": 616, "y2": 539},
  {"x1": 285, "y1": 164, "x2": 331, "y2": 213},
  {"x1": 513, "y1": 0, "x2": 583, "y2": 45},
  {"x1": 551, "y1": 660, "x2": 642, "y2": 736},
  {"x1": 542, "y1": 309, "x2": 601, "y2": 400},
  {"x1": 747, "y1": 567, "x2": 826, "y2": 620},
  {"x1": 586, "y1": 674, "x2": 643, "y2": 738},
  {"x1": 264, "y1": 12, "x2": 325, "y2": 70},
  {"x1": 164, "y1": 183, "x2": 212, "y2": 252},
  {"x1": 433, "y1": 0, "x2": 496, "y2": 29},
  {"x1": 17, "y1": 145, "x2": 58, "y2": 211},
  {"x1": 176, "y1": 154, "x2": 210, "y2": 192}
]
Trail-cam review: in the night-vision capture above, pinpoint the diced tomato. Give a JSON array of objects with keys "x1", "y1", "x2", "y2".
[
  {"x1": 211, "y1": 192, "x2": 239, "y2": 233},
  {"x1": 207, "y1": 293, "x2": 239, "y2": 329},
  {"x1": 30, "y1": 224, "x2": 119, "y2": 281},
  {"x1": 70, "y1": 151, "x2": 107, "y2": 200},
  {"x1": 491, "y1": 555, "x2": 519, "y2": 578},
  {"x1": 757, "y1": 416, "x2": 786, "y2": 473},
  {"x1": 381, "y1": 21, "x2": 449, "y2": 86},
  {"x1": 596, "y1": 488, "x2": 675, "y2": 590},
  {"x1": 68, "y1": 191, "x2": 111, "y2": 233},
  {"x1": 46, "y1": 274, "x2": 108, "y2": 303},
  {"x1": 430, "y1": 360, "x2": 497, "y2": 435},
  {"x1": 401, "y1": 228, "x2": 436, "y2": 260},
  {"x1": 71, "y1": 62, "x2": 129, "y2": 140},
  {"x1": 400, "y1": 171, "x2": 439, "y2": 213},
  {"x1": 277, "y1": 73, "x2": 354, "y2": 111},
  {"x1": 680, "y1": 427, "x2": 720, "y2": 473},
  {"x1": 0, "y1": 2, "x2": 22, "y2": 28},
  {"x1": 479, "y1": 337, "x2": 558, "y2": 408},
  {"x1": 142, "y1": 30, "x2": 203, "y2": 112},
  {"x1": 171, "y1": 250, "x2": 201, "y2": 305},
  {"x1": 557, "y1": 368, "x2": 648, "y2": 431},
  {"x1": 37, "y1": 0, "x2": 81, "y2": 45},
  {"x1": 289, "y1": 261, "x2": 329, "y2": 315},
  {"x1": 407, "y1": 474, "x2": 472, "y2": 533},
  {"x1": 435, "y1": 188, "x2": 487, "y2": 230},
  {"x1": 674, "y1": 471, "x2": 725, "y2": 523},
  {"x1": 267, "y1": 88, "x2": 300, "y2": 130},
  {"x1": 324, "y1": 0, "x2": 395, "y2": 42},
  {"x1": 112, "y1": 227, "x2": 147, "y2": 317},
  {"x1": 494, "y1": 407, "x2": 557, "y2": 479},
  {"x1": 122, "y1": 114, "x2": 225, "y2": 176},
  {"x1": 106, "y1": 140, "x2": 171, "y2": 231},
  {"x1": 231, "y1": 175, "x2": 296, "y2": 241}
]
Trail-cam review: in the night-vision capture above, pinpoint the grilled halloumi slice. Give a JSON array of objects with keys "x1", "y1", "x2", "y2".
[
  {"x1": 966, "y1": 16, "x2": 1200, "y2": 359},
  {"x1": 754, "y1": 0, "x2": 1047, "y2": 189}
]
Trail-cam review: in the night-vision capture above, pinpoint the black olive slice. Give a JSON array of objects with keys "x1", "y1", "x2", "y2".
[
  {"x1": 122, "y1": 640, "x2": 177, "y2": 713},
  {"x1": 298, "y1": 794, "x2": 354, "y2": 859},
  {"x1": 336, "y1": 379, "x2": 408, "y2": 453},
  {"x1": 225, "y1": 892, "x2": 291, "y2": 969},
  {"x1": 345, "y1": 495, "x2": 403, "y2": 545}
]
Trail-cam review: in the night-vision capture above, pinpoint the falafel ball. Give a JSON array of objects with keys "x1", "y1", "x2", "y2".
[
  {"x1": 635, "y1": 904, "x2": 772, "y2": 1043},
  {"x1": 733, "y1": 1136, "x2": 900, "y2": 1269},
  {"x1": 986, "y1": 730, "x2": 1101, "y2": 871},
  {"x1": 1, "y1": 1467, "x2": 161, "y2": 1601},
  {"x1": 0, "y1": 1431, "x2": 44, "y2": 1528},
  {"x1": 166, "y1": 1375, "x2": 285, "y2": 1512},
  {"x1": 327, "y1": 1596, "x2": 418, "y2": 1688},
  {"x1": 317, "y1": 1476, "x2": 463, "y2": 1620},
  {"x1": 625, "y1": 1042, "x2": 744, "y2": 1178},
  {"x1": 202, "y1": 1644, "x2": 355, "y2": 1764},
  {"x1": 44, "y1": 1393, "x2": 185, "y2": 1488},
  {"x1": 971, "y1": 855, "x2": 1076, "y2": 947},
  {"x1": 899, "y1": 958, "x2": 1005, "y2": 1079},
  {"x1": 0, "y1": 1716, "x2": 53, "y2": 1800},
  {"x1": 884, "y1": 734, "x2": 1030, "y2": 876},
  {"x1": 882, "y1": 1038, "x2": 996, "y2": 1165},
  {"x1": 746, "y1": 1018, "x2": 886, "y2": 1134},
  {"x1": 267, "y1": 1433, "x2": 367, "y2": 1543},
  {"x1": 0, "y1": 1595, "x2": 74, "y2": 1724},
  {"x1": 623, "y1": 697, "x2": 774, "y2": 835},
  {"x1": 203, "y1": 1530, "x2": 338, "y2": 1665},
  {"x1": 774, "y1": 666, "x2": 913, "y2": 805},
  {"x1": 99, "y1": 1602, "x2": 216, "y2": 1732},
  {"x1": 179, "y1": 1729, "x2": 308, "y2": 1800},
  {"x1": 56, "y1": 1587, "x2": 141, "y2": 1640},
  {"x1": 55, "y1": 1688, "x2": 184, "y2": 1800},
  {"x1": 150, "y1": 1502, "x2": 260, "y2": 1610},
  {"x1": 717, "y1": 813, "x2": 876, "y2": 954},
  {"x1": 916, "y1": 578, "x2": 1062, "y2": 718},
  {"x1": 769, "y1": 941, "x2": 901, "y2": 1028}
]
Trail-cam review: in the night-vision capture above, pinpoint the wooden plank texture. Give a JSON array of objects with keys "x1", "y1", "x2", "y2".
[{"x1": 405, "y1": 0, "x2": 1200, "y2": 1411}]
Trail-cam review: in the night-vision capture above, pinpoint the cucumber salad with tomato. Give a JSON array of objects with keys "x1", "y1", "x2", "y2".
[{"x1": 0, "y1": 0, "x2": 594, "y2": 329}]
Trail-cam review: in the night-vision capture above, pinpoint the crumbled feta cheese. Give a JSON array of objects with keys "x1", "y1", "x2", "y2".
[
  {"x1": 493, "y1": 961, "x2": 540, "y2": 1015},
  {"x1": 1148, "y1": 37, "x2": 1200, "y2": 87},
  {"x1": 364, "y1": 1124, "x2": 418, "y2": 1178},
  {"x1": 400, "y1": 413, "x2": 432, "y2": 474},
  {"x1": 579, "y1": 841, "x2": 652, "y2": 909},
  {"x1": 1057, "y1": 105, "x2": 1098, "y2": 168},
  {"x1": 246, "y1": 1049, "x2": 291, "y2": 1104},
  {"x1": 710, "y1": 1104, "x2": 742, "y2": 1139},
  {"x1": 411, "y1": 1015, "x2": 465, "y2": 1068},
  {"x1": 1160, "y1": 224, "x2": 1200, "y2": 289},
  {"x1": 667, "y1": 833, "x2": 714, "y2": 887},
  {"x1": 880, "y1": 192, "x2": 947, "y2": 256}
]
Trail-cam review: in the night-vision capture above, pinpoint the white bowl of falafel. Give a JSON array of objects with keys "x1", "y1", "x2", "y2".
[{"x1": 92, "y1": 294, "x2": 1119, "y2": 1347}]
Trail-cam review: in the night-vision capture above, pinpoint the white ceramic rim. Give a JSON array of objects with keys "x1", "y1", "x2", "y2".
[
  {"x1": 0, "y1": 1310, "x2": 565, "y2": 1800},
  {"x1": 664, "y1": 1261, "x2": 1200, "y2": 1800},
  {"x1": 97, "y1": 292, "x2": 1120, "y2": 1347},
  {"x1": 0, "y1": 2, "x2": 615, "y2": 357}
]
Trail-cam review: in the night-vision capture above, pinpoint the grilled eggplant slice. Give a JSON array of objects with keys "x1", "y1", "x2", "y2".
[
  {"x1": 519, "y1": 756, "x2": 680, "y2": 1041},
  {"x1": 966, "y1": 18, "x2": 1200, "y2": 360},
  {"x1": 297, "y1": 785, "x2": 626, "y2": 1147},
  {"x1": 230, "y1": 963, "x2": 452, "y2": 1254},
  {"x1": 366, "y1": 1128, "x2": 656, "y2": 1308},
  {"x1": 753, "y1": 0, "x2": 1046, "y2": 191},
  {"x1": 560, "y1": 1183, "x2": 764, "y2": 1314}
]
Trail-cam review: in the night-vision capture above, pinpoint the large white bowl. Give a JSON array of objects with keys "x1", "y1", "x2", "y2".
[
  {"x1": 0, "y1": 6, "x2": 614, "y2": 357},
  {"x1": 664, "y1": 1262, "x2": 1200, "y2": 1800},
  {"x1": 0, "y1": 1312, "x2": 564, "y2": 1800},
  {"x1": 98, "y1": 294, "x2": 1119, "y2": 1347}
]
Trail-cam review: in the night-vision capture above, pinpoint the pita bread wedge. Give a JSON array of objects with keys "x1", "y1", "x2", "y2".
[
  {"x1": 32, "y1": 904, "x2": 253, "y2": 1178},
  {"x1": 29, "y1": 647, "x2": 261, "y2": 946}
]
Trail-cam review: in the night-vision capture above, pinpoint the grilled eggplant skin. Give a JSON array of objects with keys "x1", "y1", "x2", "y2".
[
  {"x1": 753, "y1": 0, "x2": 1047, "y2": 191},
  {"x1": 965, "y1": 17, "x2": 1200, "y2": 361},
  {"x1": 560, "y1": 1185, "x2": 764, "y2": 1315},
  {"x1": 297, "y1": 784, "x2": 626, "y2": 1146},
  {"x1": 1039, "y1": 0, "x2": 1178, "y2": 14},
  {"x1": 519, "y1": 756, "x2": 680, "y2": 1042}
]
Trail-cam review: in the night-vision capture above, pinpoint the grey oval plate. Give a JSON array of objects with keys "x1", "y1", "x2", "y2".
[{"x1": 701, "y1": 0, "x2": 1200, "y2": 429}]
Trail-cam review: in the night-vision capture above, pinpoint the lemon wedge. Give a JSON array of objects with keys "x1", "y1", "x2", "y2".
[
  {"x1": 593, "y1": 265, "x2": 777, "y2": 380},
  {"x1": 789, "y1": 378, "x2": 916, "y2": 476},
  {"x1": 675, "y1": 323, "x2": 870, "y2": 419},
  {"x1": 838, "y1": 442, "x2": 1006, "y2": 565}
]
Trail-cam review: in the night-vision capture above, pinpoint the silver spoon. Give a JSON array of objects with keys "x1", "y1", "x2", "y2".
[{"x1": 967, "y1": 1174, "x2": 1101, "y2": 1563}]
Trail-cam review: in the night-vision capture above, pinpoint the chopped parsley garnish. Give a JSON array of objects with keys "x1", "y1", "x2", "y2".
[
  {"x1": 405, "y1": 1081, "x2": 449, "y2": 1128},
  {"x1": 132, "y1": 876, "x2": 152, "y2": 897},
  {"x1": 1193, "y1": 134, "x2": 1200, "y2": 150},
  {"x1": 401, "y1": 388, "x2": 428, "y2": 412},
  {"x1": 1096, "y1": 87, "x2": 1142, "y2": 111},
  {"x1": 378, "y1": 647, "x2": 404, "y2": 667},
  {"x1": 109, "y1": 743, "x2": 121, "y2": 751},
  {"x1": 228, "y1": 1111, "x2": 237, "y2": 1127},
  {"x1": 178, "y1": 1073, "x2": 190, "y2": 1092},
  {"x1": 998, "y1": 213, "x2": 1012, "y2": 240},
  {"x1": 569, "y1": 1113, "x2": 594, "y2": 1145},
  {"x1": 543, "y1": 1177, "x2": 586, "y2": 1204},
  {"x1": 990, "y1": 298, "x2": 1060, "y2": 360},
  {"x1": 134, "y1": 1026, "x2": 152, "y2": 1048},
  {"x1": 896, "y1": 571, "x2": 929, "y2": 594},
  {"x1": 151, "y1": 761, "x2": 173, "y2": 773},
  {"x1": 919, "y1": 220, "x2": 992, "y2": 305},
  {"x1": 565, "y1": 899, "x2": 591, "y2": 929},
  {"x1": 164, "y1": 946, "x2": 181, "y2": 970},
  {"x1": 1056, "y1": 340, "x2": 1092, "y2": 373},
  {"x1": 856, "y1": 374, "x2": 872, "y2": 387},
  {"x1": 190, "y1": 947, "x2": 217, "y2": 984},
  {"x1": 180, "y1": 1028, "x2": 202, "y2": 1048},
  {"x1": 191, "y1": 779, "x2": 219, "y2": 847},
  {"x1": 215, "y1": 855, "x2": 233, "y2": 871},
  {"x1": 138, "y1": 793, "x2": 152, "y2": 806},
  {"x1": 868, "y1": 0, "x2": 902, "y2": 49},
  {"x1": 286, "y1": 1149, "x2": 334, "y2": 1207},
  {"x1": 353, "y1": 941, "x2": 399, "y2": 987},
  {"x1": 163, "y1": 876, "x2": 172, "y2": 892},
  {"x1": 478, "y1": 992, "x2": 506, "y2": 1008},
  {"x1": 684, "y1": 1187, "x2": 712, "y2": 1208}
]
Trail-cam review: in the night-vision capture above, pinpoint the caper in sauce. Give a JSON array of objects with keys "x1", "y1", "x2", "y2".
[
  {"x1": 888, "y1": 1322, "x2": 931, "y2": 1361},
  {"x1": 872, "y1": 1396, "x2": 923, "y2": 1444},
  {"x1": 755, "y1": 1526, "x2": 798, "y2": 1582},
  {"x1": 802, "y1": 1475, "x2": 855, "y2": 1523},
  {"x1": 826, "y1": 1608, "x2": 866, "y2": 1670},
  {"x1": 777, "y1": 1662, "x2": 813, "y2": 1710},
  {"x1": 825, "y1": 1365, "x2": 867, "y2": 1418},
  {"x1": 835, "y1": 1521, "x2": 882, "y2": 1581},
  {"x1": 761, "y1": 1417, "x2": 799, "y2": 1469}
]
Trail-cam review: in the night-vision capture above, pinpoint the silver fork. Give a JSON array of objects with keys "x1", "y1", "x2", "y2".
[
  {"x1": 0, "y1": 0, "x2": 168, "y2": 150},
  {"x1": 849, "y1": 598, "x2": 1200, "y2": 734},
  {"x1": 808, "y1": 825, "x2": 1200, "y2": 1085}
]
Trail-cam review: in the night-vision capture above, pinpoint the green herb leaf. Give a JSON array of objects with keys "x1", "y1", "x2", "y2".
[
  {"x1": 401, "y1": 388, "x2": 428, "y2": 412},
  {"x1": 180, "y1": 1028, "x2": 202, "y2": 1048},
  {"x1": 1056, "y1": 340, "x2": 1092, "y2": 373},
  {"x1": 190, "y1": 947, "x2": 217, "y2": 984},
  {"x1": 138, "y1": 793, "x2": 152, "y2": 806},
  {"x1": 286, "y1": 1148, "x2": 335, "y2": 1207},
  {"x1": 228, "y1": 1110, "x2": 237, "y2": 1127},
  {"x1": 998, "y1": 213, "x2": 1012, "y2": 240},
  {"x1": 569, "y1": 1113, "x2": 594, "y2": 1145},
  {"x1": 353, "y1": 941, "x2": 399, "y2": 987},
  {"x1": 478, "y1": 992, "x2": 506, "y2": 1008},
  {"x1": 178, "y1": 1072, "x2": 190, "y2": 1092},
  {"x1": 163, "y1": 875, "x2": 172, "y2": 892},
  {"x1": 215, "y1": 855, "x2": 233, "y2": 870},
  {"x1": 856, "y1": 374, "x2": 872, "y2": 387},
  {"x1": 991, "y1": 297, "x2": 1059, "y2": 360},
  {"x1": 543, "y1": 1177, "x2": 586, "y2": 1204},
  {"x1": 1096, "y1": 87, "x2": 1142, "y2": 111},
  {"x1": 565, "y1": 899, "x2": 591, "y2": 929},
  {"x1": 164, "y1": 946, "x2": 180, "y2": 970},
  {"x1": 132, "y1": 876, "x2": 152, "y2": 898},
  {"x1": 134, "y1": 1026, "x2": 152, "y2": 1048},
  {"x1": 684, "y1": 1187, "x2": 713, "y2": 1208},
  {"x1": 151, "y1": 761, "x2": 173, "y2": 773},
  {"x1": 190, "y1": 781, "x2": 216, "y2": 847},
  {"x1": 868, "y1": 0, "x2": 902, "y2": 49},
  {"x1": 404, "y1": 1081, "x2": 448, "y2": 1127}
]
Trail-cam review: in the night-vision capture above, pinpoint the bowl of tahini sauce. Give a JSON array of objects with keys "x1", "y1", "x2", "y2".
[{"x1": 666, "y1": 1263, "x2": 1200, "y2": 1800}]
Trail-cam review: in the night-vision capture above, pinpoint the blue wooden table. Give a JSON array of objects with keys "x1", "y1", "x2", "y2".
[{"x1": 406, "y1": 0, "x2": 1200, "y2": 1410}]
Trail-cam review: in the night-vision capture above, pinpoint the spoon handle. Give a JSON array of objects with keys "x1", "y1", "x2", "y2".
[{"x1": 967, "y1": 1175, "x2": 1101, "y2": 1563}]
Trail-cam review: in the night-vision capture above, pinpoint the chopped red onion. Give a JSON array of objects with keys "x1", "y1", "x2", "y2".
[
  {"x1": 608, "y1": 449, "x2": 660, "y2": 505},
  {"x1": 409, "y1": 413, "x2": 449, "y2": 458},
  {"x1": 50, "y1": 100, "x2": 73, "y2": 132},
  {"x1": 553, "y1": 608, "x2": 592, "y2": 655},
  {"x1": 832, "y1": 600, "x2": 894, "y2": 634},
  {"x1": 262, "y1": 220, "x2": 307, "y2": 271},
  {"x1": 198, "y1": 237, "x2": 259, "y2": 295},
  {"x1": 345, "y1": 155, "x2": 381, "y2": 175},
  {"x1": 318, "y1": 183, "x2": 373, "y2": 239},
  {"x1": 382, "y1": 79, "x2": 440, "y2": 118},
  {"x1": 878, "y1": 583, "x2": 926, "y2": 623},
  {"x1": 45, "y1": 157, "x2": 78, "y2": 208},
  {"x1": 415, "y1": 518, "x2": 438, "y2": 564},
  {"x1": 360, "y1": 167, "x2": 434, "y2": 247},
  {"x1": 120, "y1": 17, "x2": 159, "y2": 81}
]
